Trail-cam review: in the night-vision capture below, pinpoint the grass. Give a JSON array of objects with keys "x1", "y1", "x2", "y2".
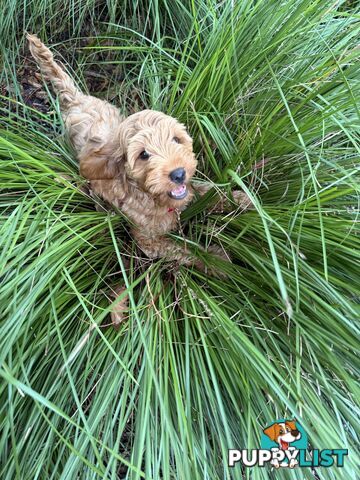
[{"x1": 0, "y1": 0, "x2": 359, "y2": 478}]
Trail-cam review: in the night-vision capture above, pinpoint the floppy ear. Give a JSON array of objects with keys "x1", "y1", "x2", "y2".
[
  {"x1": 263, "y1": 424, "x2": 279, "y2": 441},
  {"x1": 79, "y1": 140, "x2": 125, "y2": 181}
]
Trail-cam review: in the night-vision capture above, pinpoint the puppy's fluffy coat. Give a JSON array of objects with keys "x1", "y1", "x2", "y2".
[{"x1": 27, "y1": 34, "x2": 251, "y2": 323}]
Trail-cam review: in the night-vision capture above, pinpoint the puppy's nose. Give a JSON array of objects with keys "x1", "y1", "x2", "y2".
[
  {"x1": 291, "y1": 429, "x2": 299, "y2": 436},
  {"x1": 169, "y1": 167, "x2": 186, "y2": 184}
]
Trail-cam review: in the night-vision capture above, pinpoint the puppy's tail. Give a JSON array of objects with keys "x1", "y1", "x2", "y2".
[{"x1": 27, "y1": 33, "x2": 81, "y2": 108}]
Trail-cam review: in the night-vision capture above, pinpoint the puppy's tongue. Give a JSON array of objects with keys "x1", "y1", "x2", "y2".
[{"x1": 280, "y1": 440, "x2": 289, "y2": 450}]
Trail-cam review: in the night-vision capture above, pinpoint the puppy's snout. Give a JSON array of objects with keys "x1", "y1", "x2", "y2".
[
  {"x1": 169, "y1": 167, "x2": 186, "y2": 184},
  {"x1": 291, "y1": 429, "x2": 299, "y2": 436}
]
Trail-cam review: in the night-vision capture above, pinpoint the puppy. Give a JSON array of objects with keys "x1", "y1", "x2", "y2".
[
  {"x1": 27, "y1": 34, "x2": 251, "y2": 324},
  {"x1": 263, "y1": 420, "x2": 301, "y2": 468}
]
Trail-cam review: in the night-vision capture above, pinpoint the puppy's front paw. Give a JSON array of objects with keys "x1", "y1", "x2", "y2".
[
  {"x1": 110, "y1": 285, "x2": 129, "y2": 329},
  {"x1": 197, "y1": 245, "x2": 231, "y2": 279},
  {"x1": 232, "y1": 190, "x2": 253, "y2": 210},
  {"x1": 207, "y1": 244, "x2": 231, "y2": 263},
  {"x1": 210, "y1": 190, "x2": 253, "y2": 213}
]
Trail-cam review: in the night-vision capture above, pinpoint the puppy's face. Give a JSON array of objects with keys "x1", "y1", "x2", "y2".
[
  {"x1": 123, "y1": 111, "x2": 197, "y2": 207},
  {"x1": 263, "y1": 420, "x2": 301, "y2": 449}
]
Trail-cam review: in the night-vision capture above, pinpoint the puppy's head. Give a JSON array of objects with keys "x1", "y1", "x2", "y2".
[
  {"x1": 263, "y1": 420, "x2": 301, "y2": 449},
  {"x1": 121, "y1": 110, "x2": 197, "y2": 208}
]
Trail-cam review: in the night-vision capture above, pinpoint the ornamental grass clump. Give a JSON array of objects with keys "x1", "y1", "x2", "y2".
[{"x1": 0, "y1": 0, "x2": 359, "y2": 478}]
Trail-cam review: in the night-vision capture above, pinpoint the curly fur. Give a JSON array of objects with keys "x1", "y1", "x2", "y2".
[{"x1": 27, "y1": 33, "x2": 252, "y2": 323}]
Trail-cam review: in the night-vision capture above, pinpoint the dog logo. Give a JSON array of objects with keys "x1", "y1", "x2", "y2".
[
  {"x1": 260, "y1": 418, "x2": 307, "y2": 468},
  {"x1": 229, "y1": 417, "x2": 348, "y2": 469}
]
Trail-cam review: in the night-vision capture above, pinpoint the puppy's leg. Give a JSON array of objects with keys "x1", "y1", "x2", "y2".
[
  {"x1": 134, "y1": 233, "x2": 195, "y2": 265},
  {"x1": 134, "y1": 232, "x2": 229, "y2": 277},
  {"x1": 110, "y1": 285, "x2": 129, "y2": 329},
  {"x1": 193, "y1": 182, "x2": 253, "y2": 212}
]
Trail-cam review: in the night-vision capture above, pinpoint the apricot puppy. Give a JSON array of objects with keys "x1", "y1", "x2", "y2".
[{"x1": 27, "y1": 34, "x2": 251, "y2": 324}]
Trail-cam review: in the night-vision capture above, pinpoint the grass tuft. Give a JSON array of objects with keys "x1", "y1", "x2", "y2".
[{"x1": 0, "y1": 1, "x2": 359, "y2": 478}]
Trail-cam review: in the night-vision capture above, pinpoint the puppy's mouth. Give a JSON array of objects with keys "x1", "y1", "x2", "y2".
[
  {"x1": 280, "y1": 439, "x2": 289, "y2": 450},
  {"x1": 168, "y1": 184, "x2": 187, "y2": 200}
]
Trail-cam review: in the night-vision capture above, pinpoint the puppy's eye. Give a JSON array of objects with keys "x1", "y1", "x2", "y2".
[
  {"x1": 172, "y1": 136, "x2": 180, "y2": 144},
  {"x1": 139, "y1": 150, "x2": 150, "y2": 160}
]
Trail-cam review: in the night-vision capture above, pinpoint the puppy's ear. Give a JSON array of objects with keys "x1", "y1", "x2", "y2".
[
  {"x1": 263, "y1": 423, "x2": 279, "y2": 441},
  {"x1": 79, "y1": 140, "x2": 125, "y2": 180}
]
